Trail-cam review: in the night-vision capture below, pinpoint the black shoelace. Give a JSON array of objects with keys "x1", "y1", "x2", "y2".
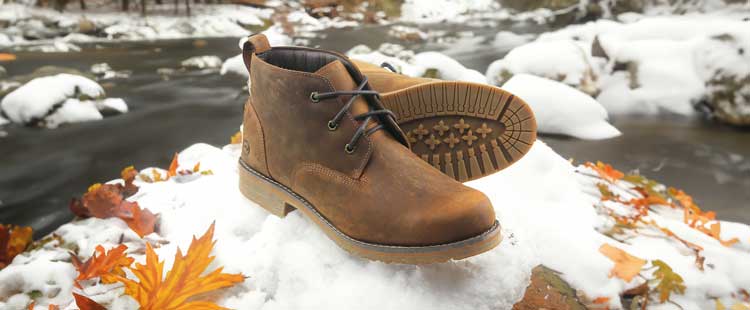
[
  {"x1": 381, "y1": 62, "x2": 398, "y2": 73},
  {"x1": 309, "y1": 76, "x2": 395, "y2": 154}
]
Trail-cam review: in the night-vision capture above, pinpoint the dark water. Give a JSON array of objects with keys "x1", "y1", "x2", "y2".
[{"x1": 0, "y1": 25, "x2": 748, "y2": 238}]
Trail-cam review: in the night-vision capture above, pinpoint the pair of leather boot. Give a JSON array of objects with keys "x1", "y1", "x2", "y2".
[{"x1": 238, "y1": 34, "x2": 536, "y2": 264}]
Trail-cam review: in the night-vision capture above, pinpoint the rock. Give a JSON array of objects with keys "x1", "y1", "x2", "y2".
[
  {"x1": 0, "y1": 66, "x2": 94, "y2": 99},
  {"x1": 703, "y1": 75, "x2": 750, "y2": 126},
  {"x1": 181, "y1": 55, "x2": 223, "y2": 70},
  {"x1": 512, "y1": 265, "x2": 587, "y2": 310},
  {"x1": 76, "y1": 18, "x2": 96, "y2": 34},
  {"x1": 499, "y1": 0, "x2": 644, "y2": 23},
  {"x1": 0, "y1": 65, "x2": 6, "y2": 79}
]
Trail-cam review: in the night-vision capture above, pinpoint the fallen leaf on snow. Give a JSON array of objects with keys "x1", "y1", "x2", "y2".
[
  {"x1": 103, "y1": 223, "x2": 245, "y2": 310},
  {"x1": 599, "y1": 243, "x2": 646, "y2": 282},
  {"x1": 72, "y1": 244, "x2": 134, "y2": 286},
  {"x1": 73, "y1": 293, "x2": 106, "y2": 310},
  {"x1": 651, "y1": 260, "x2": 686, "y2": 303}
]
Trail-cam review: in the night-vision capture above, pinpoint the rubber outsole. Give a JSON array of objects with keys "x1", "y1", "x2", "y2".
[
  {"x1": 238, "y1": 160, "x2": 502, "y2": 264},
  {"x1": 380, "y1": 81, "x2": 537, "y2": 182}
]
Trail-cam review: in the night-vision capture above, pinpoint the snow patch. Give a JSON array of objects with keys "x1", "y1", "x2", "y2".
[
  {"x1": 0, "y1": 74, "x2": 128, "y2": 128},
  {"x1": 503, "y1": 74, "x2": 621, "y2": 140}
]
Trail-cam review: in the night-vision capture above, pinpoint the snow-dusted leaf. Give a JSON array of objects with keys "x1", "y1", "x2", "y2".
[
  {"x1": 103, "y1": 223, "x2": 244, "y2": 310},
  {"x1": 651, "y1": 260, "x2": 685, "y2": 303},
  {"x1": 585, "y1": 161, "x2": 624, "y2": 183},
  {"x1": 599, "y1": 244, "x2": 646, "y2": 282},
  {"x1": 71, "y1": 244, "x2": 134, "y2": 285}
]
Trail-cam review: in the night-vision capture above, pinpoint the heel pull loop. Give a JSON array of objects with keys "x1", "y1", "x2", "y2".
[{"x1": 241, "y1": 33, "x2": 272, "y2": 74}]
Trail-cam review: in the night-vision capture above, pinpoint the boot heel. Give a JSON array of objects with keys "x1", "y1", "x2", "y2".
[{"x1": 238, "y1": 162, "x2": 296, "y2": 218}]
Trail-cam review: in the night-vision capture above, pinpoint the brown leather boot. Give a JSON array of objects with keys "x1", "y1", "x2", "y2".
[
  {"x1": 237, "y1": 34, "x2": 501, "y2": 264},
  {"x1": 353, "y1": 60, "x2": 537, "y2": 182}
]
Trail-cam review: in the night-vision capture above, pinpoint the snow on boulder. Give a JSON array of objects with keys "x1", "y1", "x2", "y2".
[
  {"x1": 220, "y1": 54, "x2": 247, "y2": 78},
  {"x1": 347, "y1": 44, "x2": 486, "y2": 83},
  {"x1": 0, "y1": 114, "x2": 8, "y2": 126},
  {"x1": 503, "y1": 74, "x2": 620, "y2": 140},
  {"x1": 0, "y1": 74, "x2": 128, "y2": 128},
  {"x1": 181, "y1": 55, "x2": 223, "y2": 70},
  {"x1": 413, "y1": 51, "x2": 487, "y2": 83},
  {"x1": 486, "y1": 39, "x2": 600, "y2": 96}
]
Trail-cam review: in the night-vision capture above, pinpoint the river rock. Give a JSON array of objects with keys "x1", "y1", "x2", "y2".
[
  {"x1": 0, "y1": 66, "x2": 6, "y2": 79},
  {"x1": 76, "y1": 18, "x2": 97, "y2": 35},
  {"x1": 0, "y1": 66, "x2": 94, "y2": 99},
  {"x1": 512, "y1": 265, "x2": 587, "y2": 310},
  {"x1": 695, "y1": 33, "x2": 750, "y2": 126},
  {"x1": 702, "y1": 75, "x2": 750, "y2": 126}
]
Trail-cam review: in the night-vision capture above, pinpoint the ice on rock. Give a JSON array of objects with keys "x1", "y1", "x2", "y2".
[
  {"x1": 503, "y1": 74, "x2": 621, "y2": 140},
  {"x1": 0, "y1": 74, "x2": 128, "y2": 128}
]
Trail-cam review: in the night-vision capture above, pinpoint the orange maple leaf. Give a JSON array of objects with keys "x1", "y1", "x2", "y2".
[
  {"x1": 104, "y1": 223, "x2": 245, "y2": 310},
  {"x1": 48, "y1": 305, "x2": 59, "y2": 310},
  {"x1": 73, "y1": 293, "x2": 106, "y2": 310},
  {"x1": 586, "y1": 161, "x2": 624, "y2": 183},
  {"x1": 670, "y1": 188, "x2": 738, "y2": 247},
  {"x1": 72, "y1": 244, "x2": 134, "y2": 287},
  {"x1": 599, "y1": 244, "x2": 646, "y2": 282},
  {"x1": 0, "y1": 224, "x2": 33, "y2": 269},
  {"x1": 69, "y1": 167, "x2": 156, "y2": 238}
]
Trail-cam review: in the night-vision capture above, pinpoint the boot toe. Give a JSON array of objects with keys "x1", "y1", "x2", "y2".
[{"x1": 403, "y1": 188, "x2": 496, "y2": 246}]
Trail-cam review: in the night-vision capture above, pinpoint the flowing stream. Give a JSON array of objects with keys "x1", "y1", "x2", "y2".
[{"x1": 1, "y1": 23, "x2": 748, "y2": 237}]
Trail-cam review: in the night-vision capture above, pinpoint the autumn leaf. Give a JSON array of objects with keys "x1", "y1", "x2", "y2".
[
  {"x1": 72, "y1": 244, "x2": 134, "y2": 286},
  {"x1": 0, "y1": 53, "x2": 16, "y2": 62},
  {"x1": 48, "y1": 305, "x2": 59, "y2": 310},
  {"x1": 586, "y1": 161, "x2": 624, "y2": 183},
  {"x1": 104, "y1": 223, "x2": 245, "y2": 310},
  {"x1": 168, "y1": 153, "x2": 179, "y2": 177},
  {"x1": 651, "y1": 260, "x2": 685, "y2": 303},
  {"x1": 0, "y1": 224, "x2": 33, "y2": 269},
  {"x1": 73, "y1": 293, "x2": 106, "y2": 310},
  {"x1": 599, "y1": 244, "x2": 646, "y2": 282},
  {"x1": 230, "y1": 131, "x2": 242, "y2": 144},
  {"x1": 592, "y1": 296, "x2": 610, "y2": 304},
  {"x1": 69, "y1": 167, "x2": 156, "y2": 238}
]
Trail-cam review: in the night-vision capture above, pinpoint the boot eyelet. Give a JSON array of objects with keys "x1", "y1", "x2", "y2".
[
  {"x1": 344, "y1": 144, "x2": 356, "y2": 154},
  {"x1": 327, "y1": 120, "x2": 338, "y2": 131},
  {"x1": 310, "y1": 92, "x2": 320, "y2": 103}
]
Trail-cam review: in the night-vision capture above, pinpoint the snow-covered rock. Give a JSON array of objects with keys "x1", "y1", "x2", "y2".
[
  {"x1": 486, "y1": 39, "x2": 600, "y2": 96},
  {"x1": 503, "y1": 74, "x2": 621, "y2": 140},
  {"x1": 0, "y1": 114, "x2": 8, "y2": 126},
  {"x1": 220, "y1": 54, "x2": 247, "y2": 78},
  {"x1": 181, "y1": 55, "x2": 223, "y2": 70},
  {"x1": 347, "y1": 44, "x2": 486, "y2": 83},
  {"x1": 399, "y1": 0, "x2": 500, "y2": 24},
  {"x1": 3, "y1": 140, "x2": 749, "y2": 309},
  {"x1": 0, "y1": 74, "x2": 128, "y2": 128}
]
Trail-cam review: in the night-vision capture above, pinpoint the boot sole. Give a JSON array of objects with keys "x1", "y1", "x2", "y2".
[
  {"x1": 238, "y1": 160, "x2": 502, "y2": 264},
  {"x1": 380, "y1": 81, "x2": 537, "y2": 182}
]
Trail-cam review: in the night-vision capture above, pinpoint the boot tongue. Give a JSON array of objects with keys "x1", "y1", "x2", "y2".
[{"x1": 314, "y1": 60, "x2": 372, "y2": 122}]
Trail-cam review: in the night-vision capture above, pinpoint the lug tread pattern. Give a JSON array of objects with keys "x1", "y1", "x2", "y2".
[{"x1": 381, "y1": 81, "x2": 537, "y2": 182}]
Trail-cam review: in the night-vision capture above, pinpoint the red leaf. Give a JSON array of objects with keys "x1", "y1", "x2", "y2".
[
  {"x1": 0, "y1": 224, "x2": 33, "y2": 269},
  {"x1": 73, "y1": 293, "x2": 106, "y2": 310}
]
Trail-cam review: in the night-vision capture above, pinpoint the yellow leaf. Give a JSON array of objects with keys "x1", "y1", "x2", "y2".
[
  {"x1": 651, "y1": 260, "x2": 685, "y2": 303},
  {"x1": 104, "y1": 223, "x2": 244, "y2": 310},
  {"x1": 599, "y1": 244, "x2": 646, "y2": 282},
  {"x1": 230, "y1": 131, "x2": 242, "y2": 144},
  {"x1": 0, "y1": 53, "x2": 16, "y2": 62}
]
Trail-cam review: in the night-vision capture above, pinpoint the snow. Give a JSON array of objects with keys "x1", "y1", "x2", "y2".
[
  {"x1": 486, "y1": 39, "x2": 599, "y2": 94},
  {"x1": 0, "y1": 4, "x2": 274, "y2": 47},
  {"x1": 0, "y1": 115, "x2": 8, "y2": 126},
  {"x1": 490, "y1": 14, "x2": 750, "y2": 117},
  {"x1": 399, "y1": 0, "x2": 499, "y2": 24},
  {"x1": 347, "y1": 44, "x2": 486, "y2": 83},
  {"x1": 502, "y1": 74, "x2": 621, "y2": 140},
  {"x1": 2, "y1": 139, "x2": 749, "y2": 309},
  {"x1": 181, "y1": 55, "x2": 223, "y2": 70},
  {"x1": 0, "y1": 74, "x2": 128, "y2": 128},
  {"x1": 220, "y1": 54, "x2": 247, "y2": 78}
]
